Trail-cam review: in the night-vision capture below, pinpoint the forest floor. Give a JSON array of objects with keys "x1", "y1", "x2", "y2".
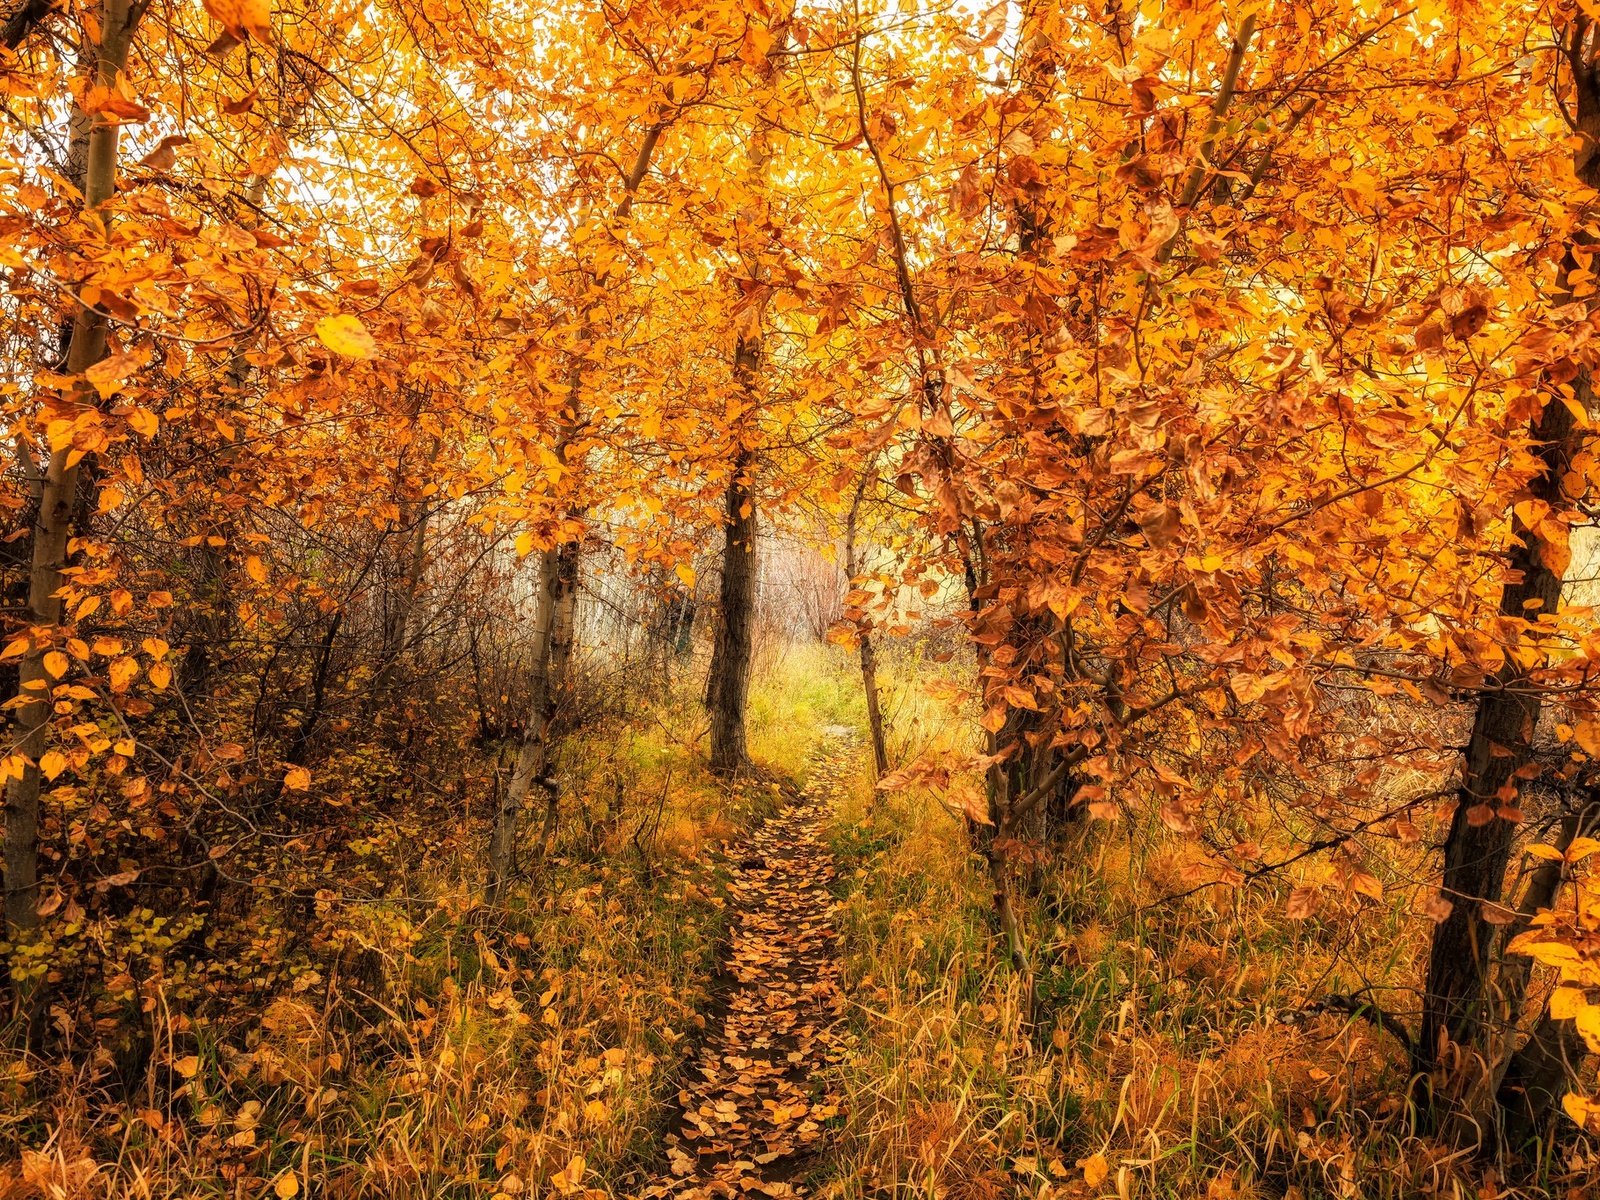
[
  {"x1": 7, "y1": 645, "x2": 1595, "y2": 1199},
  {"x1": 641, "y1": 730, "x2": 855, "y2": 1200}
]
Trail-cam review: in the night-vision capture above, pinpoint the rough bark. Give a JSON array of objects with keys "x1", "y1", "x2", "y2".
[
  {"x1": 707, "y1": 442, "x2": 756, "y2": 775},
  {"x1": 844, "y1": 462, "x2": 889, "y2": 781},
  {"x1": 1416, "y1": 15, "x2": 1600, "y2": 1090},
  {"x1": 1416, "y1": 376, "x2": 1577, "y2": 1083},
  {"x1": 4, "y1": 0, "x2": 139, "y2": 943},
  {"x1": 535, "y1": 538, "x2": 579, "y2": 854},
  {"x1": 484, "y1": 548, "x2": 561, "y2": 904},
  {"x1": 1, "y1": 0, "x2": 56, "y2": 50},
  {"x1": 702, "y1": 18, "x2": 785, "y2": 777},
  {"x1": 1482, "y1": 789, "x2": 1600, "y2": 1145}
]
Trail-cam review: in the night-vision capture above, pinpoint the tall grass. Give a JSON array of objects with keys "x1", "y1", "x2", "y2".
[
  {"x1": 0, "y1": 652, "x2": 840, "y2": 1199},
  {"x1": 817, "y1": 642, "x2": 1594, "y2": 1200}
]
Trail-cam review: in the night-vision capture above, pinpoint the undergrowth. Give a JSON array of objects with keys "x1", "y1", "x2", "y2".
[
  {"x1": 819, "y1": 644, "x2": 1600, "y2": 1200},
  {"x1": 0, "y1": 643, "x2": 825, "y2": 1199}
]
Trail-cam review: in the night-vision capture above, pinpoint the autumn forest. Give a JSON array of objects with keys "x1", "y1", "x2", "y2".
[{"x1": 6, "y1": 0, "x2": 1600, "y2": 1196}]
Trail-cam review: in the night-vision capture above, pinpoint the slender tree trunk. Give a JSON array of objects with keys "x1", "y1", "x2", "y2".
[
  {"x1": 480, "y1": 119, "x2": 668, "y2": 902},
  {"x1": 180, "y1": 87, "x2": 317, "y2": 694},
  {"x1": 4, "y1": 0, "x2": 139, "y2": 946},
  {"x1": 372, "y1": 421, "x2": 438, "y2": 713},
  {"x1": 707, "y1": 442, "x2": 756, "y2": 774},
  {"x1": 702, "y1": 14, "x2": 787, "y2": 776},
  {"x1": 535, "y1": 538, "x2": 579, "y2": 854},
  {"x1": 484, "y1": 548, "x2": 561, "y2": 903},
  {"x1": 365, "y1": 500, "x2": 431, "y2": 733},
  {"x1": 986, "y1": 841, "x2": 1032, "y2": 992},
  {"x1": 1497, "y1": 1012, "x2": 1588, "y2": 1150},
  {"x1": 844, "y1": 462, "x2": 888, "y2": 780}
]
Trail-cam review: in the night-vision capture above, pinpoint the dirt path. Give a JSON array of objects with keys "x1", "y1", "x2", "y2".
[{"x1": 639, "y1": 733, "x2": 853, "y2": 1199}]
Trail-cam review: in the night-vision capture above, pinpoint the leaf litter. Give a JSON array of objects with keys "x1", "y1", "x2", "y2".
[{"x1": 640, "y1": 735, "x2": 854, "y2": 1199}]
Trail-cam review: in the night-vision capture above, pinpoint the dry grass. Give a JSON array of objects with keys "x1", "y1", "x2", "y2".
[
  {"x1": 818, "y1": 644, "x2": 1600, "y2": 1200},
  {"x1": 9, "y1": 640, "x2": 1598, "y2": 1199},
  {"x1": 0, "y1": 654, "x2": 833, "y2": 1199}
]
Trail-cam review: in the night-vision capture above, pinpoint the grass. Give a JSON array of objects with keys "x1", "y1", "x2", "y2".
[
  {"x1": 814, "y1": 641, "x2": 1598, "y2": 1200},
  {"x1": 0, "y1": 645, "x2": 837, "y2": 1199},
  {"x1": 9, "y1": 637, "x2": 1596, "y2": 1199}
]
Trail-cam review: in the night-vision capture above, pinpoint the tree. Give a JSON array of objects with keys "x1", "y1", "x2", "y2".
[{"x1": 4, "y1": 0, "x2": 147, "y2": 956}]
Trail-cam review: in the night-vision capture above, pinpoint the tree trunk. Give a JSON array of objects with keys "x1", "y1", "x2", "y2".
[
  {"x1": 1489, "y1": 790, "x2": 1600, "y2": 1145},
  {"x1": 484, "y1": 548, "x2": 561, "y2": 903},
  {"x1": 481, "y1": 119, "x2": 667, "y2": 902},
  {"x1": 986, "y1": 841, "x2": 1032, "y2": 999},
  {"x1": 378, "y1": 504, "x2": 430, "y2": 699},
  {"x1": 1497, "y1": 1011, "x2": 1588, "y2": 1151},
  {"x1": 4, "y1": 0, "x2": 139, "y2": 945},
  {"x1": 1416, "y1": 381, "x2": 1576, "y2": 1082},
  {"x1": 707, "y1": 441, "x2": 756, "y2": 775},
  {"x1": 1416, "y1": 14, "x2": 1600, "y2": 1090},
  {"x1": 535, "y1": 538, "x2": 579, "y2": 855},
  {"x1": 180, "y1": 89, "x2": 316, "y2": 695},
  {"x1": 858, "y1": 635, "x2": 889, "y2": 781},
  {"x1": 844, "y1": 462, "x2": 889, "y2": 781}
]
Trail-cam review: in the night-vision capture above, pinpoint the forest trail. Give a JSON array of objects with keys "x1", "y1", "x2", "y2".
[{"x1": 639, "y1": 731, "x2": 855, "y2": 1199}]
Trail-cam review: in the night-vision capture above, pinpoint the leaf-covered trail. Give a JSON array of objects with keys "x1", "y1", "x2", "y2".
[{"x1": 640, "y1": 732, "x2": 854, "y2": 1199}]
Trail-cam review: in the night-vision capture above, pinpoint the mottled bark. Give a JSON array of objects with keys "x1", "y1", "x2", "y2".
[
  {"x1": 484, "y1": 548, "x2": 561, "y2": 903},
  {"x1": 844, "y1": 462, "x2": 888, "y2": 781},
  {"x1": 535, "y1": 538, "x2": 579, "y2": 854},
  {"x1": 4, "y1": 0, "x2": 140, "y2": 944},
  {"x1": 1416, "y1": 14, "x2": 1600, "y2": 1088},
  {"x1": 707, "y1": 441, "x2": 756, "y2": 775}
]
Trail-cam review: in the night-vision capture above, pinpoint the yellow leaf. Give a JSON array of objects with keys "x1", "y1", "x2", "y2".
[
  {"x1": 273, "y1": 1170, "x2": 299, "y2": 1199},
  {"x1": 204, "y1": 0, "x2": 273, "y2": 43},
  {"x1": 675, "y1": 562, "x2": 696, "y2": 587},
  {"x1": 1564, "y1": 1091, "x2": 1600, "y2": 1129},
  {"x1": 148, "y1": 661, "x2": 172, "y2": 691},
  {"x1": 127, "y1": 408, "x2": 158, "y2": 438},
  {"x1": 240, "y1": 0, "x2": 273, "y2": 41},
  {"x1": 1078, "y1": 1152, "x2": 1109, "y2": 1188},
  {"x1": 245, "y1": 555, "x2": 268, "y2": 584},
  {"x1": 173, "y1": 1055, "x2": 200, "y2": 1078},
  {"x1": 109, "y1": 656, "x2": 139, "y2": 692},
  {"x1": 283, "y1": 766, "x2": 311, "y2": 792},
  {"x1": 1230, "y1": 673, "x2": 1269, "y2": 704},
  {"x1": 43, "y1": 651, "x2": 69, "y2": 679},
  {"x1": 84, "y1": 351, "x2": 142, "y2": 399},
  {"x1": 1551, "y1": 987, "x2": 1587, "y2": 1020},
  {"x1": 551, "y1": 1155, "x2": 586, "y2": 1195},
  {"x1": 315, "y1": 314, "x2": 377, "y2": 359},
  {"x1": 98, "y1": 485, "x2": 125, "y2": 513},
  {"x1": 39, "y1": 750, "x2": 66, "y2": 781}
]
